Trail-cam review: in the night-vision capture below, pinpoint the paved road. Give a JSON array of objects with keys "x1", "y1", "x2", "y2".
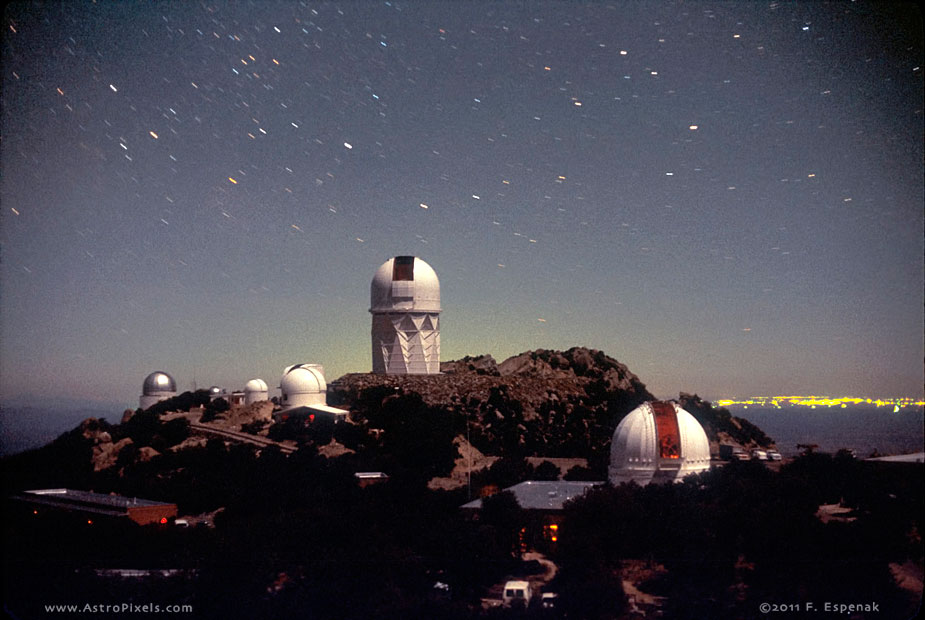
[{"x1": 189, "y1": 423, "x2": 297, "y2": 454}]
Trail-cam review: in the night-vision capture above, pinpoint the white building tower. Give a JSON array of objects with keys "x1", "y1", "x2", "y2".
[
  {"x1": 244, "y1": 378, "x2": 269, "y2": 405},
  {"x1": 609, "y1": 401, "x2": 712, "y2": 486},
  {"x1": 370, "y1": 256, "x2": 441, "y2": 374},
  {"x1": 279, "y1": 364, "x2": 327, "y2": 409},
  {"x1": 140, "y1": 371, "x2": 177, "y2": 410}
]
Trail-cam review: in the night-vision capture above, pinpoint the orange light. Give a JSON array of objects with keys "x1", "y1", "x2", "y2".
[
  {"x1": 549, "y1": 524, "x2": 558, "y2": 531},
  {"x1": 87, "y1": 520, "x2": 93, "y2": 525},
  {"x1": 551, "y1": 536, "x2": 557, "y2": 542},
  {"x1": 33, "y1": 510, "x2": 38, "y2": 515}
]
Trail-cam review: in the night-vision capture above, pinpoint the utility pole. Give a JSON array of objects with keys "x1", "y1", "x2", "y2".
[{"x1": 467, "y1": 412, "x2": 472, "y2": 501}]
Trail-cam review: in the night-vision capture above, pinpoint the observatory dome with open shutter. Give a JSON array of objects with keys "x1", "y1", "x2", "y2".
[
  {"x1": 370, "y1": 256, "x2": 441, "y2": 374},
  {"x1": 609, "y1": 400, "x2": 712, "y2": 486}
]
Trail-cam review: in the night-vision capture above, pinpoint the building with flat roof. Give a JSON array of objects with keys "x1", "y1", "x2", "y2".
[
  {"x1": 273, "y1": 404, "x2": 349, "y2": 424},
  {"x1": 461, "y1": 480, "x2": 602, "y2": 551},
  {"x1": 10, "y1": 489, "x2": 177, "y2": 526},
  {"x1": 461, "y1": 480, "x2": 600, "y2": 512}
]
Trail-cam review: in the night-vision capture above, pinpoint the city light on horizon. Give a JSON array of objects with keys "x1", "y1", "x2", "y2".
[{"x1": 715, "y1": 396, "x2": 925, "y2": 410}]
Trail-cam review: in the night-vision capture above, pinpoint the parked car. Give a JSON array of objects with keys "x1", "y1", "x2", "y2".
[
  {"x1": 751, "y1": 449, "x2": 768, "y2": 461},
  {"x1": 502, "y1": 581, "x2": 532, "y2": 608},
  {"x1": 766, "y1": 450, "x2": 782, "y2": 461},
  {"x1": 541, "y1": 592, "x2": 558, "y2": 609}
]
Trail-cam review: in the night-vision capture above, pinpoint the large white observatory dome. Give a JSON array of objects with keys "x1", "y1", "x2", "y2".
[
  {"x1": 140, "y1": 371, "x2": 177, "y2": 410},
  {"x1": 244, "y1": 378, "x2": 269, "y2": 405},
  {"x1": 370, "y1": 255, "x2": 441, "y2": 313},
  {"x1": 280, "y1": 364, "x2": 326, "y2": 408},
  {"x1": 370, "y1": 256, "x2": 441, "y2": 374},
  {"x1": 609, "y1": 401, "x2": 712, "y2": 486}
]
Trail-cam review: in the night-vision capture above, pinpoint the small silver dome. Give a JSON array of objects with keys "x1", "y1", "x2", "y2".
[{"x1": 142, "y1": 371, "x2": 177, "y2": 395}]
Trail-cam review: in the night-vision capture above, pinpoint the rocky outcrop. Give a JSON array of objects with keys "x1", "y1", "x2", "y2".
[
  {"x1": 333, "y1": 347, "x2": 652, "y2": 418},
  {"x1": 440, "y1": 355, "x2": 500, "y2": 376},
  {"x1": 207, "y1": 401, "x2": 274, "y2": 431},
  {"x1": 330, "y1": 348, "x2": 656, "y2": 460},
  {"x1": 499, "y1": 347, "x2": 650, "y2": 395},
  {"x1": 92, "y1": 437, "x2": 133, "y2": 472},
  {"x1": 136, "y1": 446, "x2": 161, "y2": 463}
]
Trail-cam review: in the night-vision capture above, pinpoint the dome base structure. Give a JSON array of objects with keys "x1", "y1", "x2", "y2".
[
  {"x1": 139, "y1": 393, "x2": 173, "y2": 410},
  {"x1": 608, "y1": 401, "x2": 712, "y2": 486},
  {"x1": 371, "y1": 312, "x2": 440, "y2": 374}
]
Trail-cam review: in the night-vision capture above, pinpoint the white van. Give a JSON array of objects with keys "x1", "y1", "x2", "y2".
[{"x1": 502, "y1": 580, "x2": 532, "y2": 607}]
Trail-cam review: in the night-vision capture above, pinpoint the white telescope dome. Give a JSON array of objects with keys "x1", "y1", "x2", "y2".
[
  {"x1": 280, "y1": 364, "x2": 326, "y2": 408},
  {"x1": 609, "y1": 401, "x2": 711, "y2": 486},
  {"x1": 244, "y1": 378, "x2": 269, "y2": 405},
  {"x1": 142, "y1": 371, "x2": 177, "y2": 395},
  {"x1": 370, "y1": 256, "x2": 441, "y2": 313},
  {"x1": 245, "y1": 378, "x2": 268, "y2": 393}
]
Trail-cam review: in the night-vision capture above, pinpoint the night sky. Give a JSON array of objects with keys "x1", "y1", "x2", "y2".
[{"x1": 2, "y1": 1, "x2": 922, "y2": 408}]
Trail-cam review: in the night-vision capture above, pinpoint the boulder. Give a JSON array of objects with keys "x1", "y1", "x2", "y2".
[{"x1": 92, "y1": 437, "x2": 133, "y2": 472}]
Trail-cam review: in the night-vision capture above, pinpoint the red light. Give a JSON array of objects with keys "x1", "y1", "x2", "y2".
[
  {"x1": 33, "y1": 510, "x2": 38, "y2": 515},
  {"x1": 160, "y1": 517, "x2": 168, "y2": 524},
  {"x1": 87, "y1": 520, "x2": 93, "y2": 525},
  {"x1": 309, "y1": 414, "x2": 315, "y2": 422}
]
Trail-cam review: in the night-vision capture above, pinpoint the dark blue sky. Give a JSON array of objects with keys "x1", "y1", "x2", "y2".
[{"x1": 2, "y1": 1, "x2": 922, "y2": 408}]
